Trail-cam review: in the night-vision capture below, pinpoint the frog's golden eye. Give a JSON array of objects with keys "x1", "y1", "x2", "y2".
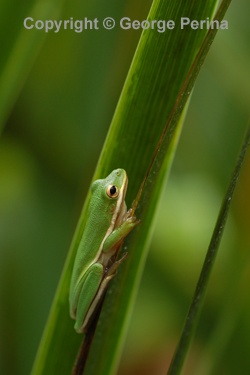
[{"x1": 106, "y1": 185, "x2": 119, "y2": 198}]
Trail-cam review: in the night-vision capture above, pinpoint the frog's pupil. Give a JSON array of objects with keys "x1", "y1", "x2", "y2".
[{"x1": 110, "y1": 186, "x2": 117, "y2": 195}]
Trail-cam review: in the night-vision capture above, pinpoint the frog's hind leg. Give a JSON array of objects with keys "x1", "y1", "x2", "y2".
[
  {"x1": 75, "y1": 254, "x2": 128, "y2": 333},
  {"x1": 74, "y1": 263, "x2": 103, "y2": 333}
]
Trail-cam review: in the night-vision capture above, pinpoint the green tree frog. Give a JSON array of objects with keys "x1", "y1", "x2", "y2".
[{"x1": 69, "y1": 169, "x2": 138, "y2": 333}]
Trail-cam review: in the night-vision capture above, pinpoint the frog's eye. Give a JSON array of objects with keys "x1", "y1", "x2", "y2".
[{"x1": 106, "y1": 185, "x2": 119, "y2": 198}]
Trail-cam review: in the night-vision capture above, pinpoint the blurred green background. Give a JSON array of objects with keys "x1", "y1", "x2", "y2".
[{"x1": 0, "y1": 1, "x2": 249, "y2": 374}]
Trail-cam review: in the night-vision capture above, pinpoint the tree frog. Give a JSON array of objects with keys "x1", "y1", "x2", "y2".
[{"x1": 69, "y1": 168, "x2": 138, "y2": 333}]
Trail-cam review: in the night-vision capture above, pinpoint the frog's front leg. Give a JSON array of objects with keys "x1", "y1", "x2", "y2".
[{"x1": 103, "y1": 216, "x2": 138, "y2": 253}]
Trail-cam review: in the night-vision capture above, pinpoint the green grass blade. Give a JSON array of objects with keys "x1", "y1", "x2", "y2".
[
  {"x1": 31, "y1": 0, "x2": 231, "y2": 374},
  {"x1": 167, "y1": 124, "x2": 250, "y2": 375}
]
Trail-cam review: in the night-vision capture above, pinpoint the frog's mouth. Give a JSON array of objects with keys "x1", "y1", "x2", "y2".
[{"x1": 114, "y1": 174, "x2": 128, "y2": 228}]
